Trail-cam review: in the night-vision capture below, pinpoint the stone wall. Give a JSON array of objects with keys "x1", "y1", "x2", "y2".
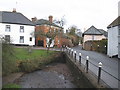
[{"x1": 63, "y1": 52, "x2": 109, "y2": 89}]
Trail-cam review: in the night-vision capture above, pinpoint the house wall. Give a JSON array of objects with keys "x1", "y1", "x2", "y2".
[
  {"x1": 107, "y1": 26, "x2": 118, "y2": 57},
  {"x1": 118, "y1": 25, "x2": 120, "y2": 58},
  {"x1": 83, "y1": 35, "x2": 106, "y2": 43},
  {"x1": 0, "y1": 23, "x2": 35, "y2": 45}
]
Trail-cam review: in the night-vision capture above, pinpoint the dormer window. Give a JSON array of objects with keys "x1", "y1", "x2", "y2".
[
  {"x1": 5, "y1": 25, "x2": 10, "y2": 32},
  {"x1": 20, "y1": 26, "x2": 24, "y2": 33}
]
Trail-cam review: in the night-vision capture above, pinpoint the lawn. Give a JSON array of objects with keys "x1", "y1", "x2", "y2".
[
  {"x1": 14, "y1": 48, "x2": 55, "y2": 60},
  {"x1": 3, "y1": 47, "x2": 59, "y2": 75}
]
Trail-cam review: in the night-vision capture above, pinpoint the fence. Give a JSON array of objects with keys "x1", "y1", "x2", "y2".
[{"x1": 63, "y1": 46, "x2": 119, "y2": 88}]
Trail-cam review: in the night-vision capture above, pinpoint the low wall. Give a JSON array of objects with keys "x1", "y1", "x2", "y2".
[{"x1": 63, "y1": 52, "x2": 110, "y2": 89}]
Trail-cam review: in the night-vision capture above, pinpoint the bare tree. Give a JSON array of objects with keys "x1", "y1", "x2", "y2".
[{"x1": 35, "y1": 29, "x2": 60, "y2": 53}]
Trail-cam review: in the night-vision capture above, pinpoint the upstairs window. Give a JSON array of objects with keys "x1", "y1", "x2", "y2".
[
  {"x1": 5, "y1": 25, "x2": 10, "y2": 32},
  {"x1": 20, "y1": 26, "x2": 24, "y2": 33},
  {"x1": 20, "y1": 36, "x2": 24, "y2": 43}
]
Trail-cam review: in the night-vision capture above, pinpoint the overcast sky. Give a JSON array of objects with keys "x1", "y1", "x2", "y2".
[{"x1": 0, "y1": 0, "x2": 119, "y2": 32}]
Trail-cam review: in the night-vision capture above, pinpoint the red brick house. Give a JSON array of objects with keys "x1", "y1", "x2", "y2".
[{"x1": 32, "y1": 16, "x2": 63, "y2": 48}]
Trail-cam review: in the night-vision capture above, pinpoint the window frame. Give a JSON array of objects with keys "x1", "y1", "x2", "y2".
[
  {"x1": 5, "y1": 25, "x2": 11, "y2": 32},
  {"x1": 20, "y1": 36, "x2": 24, "y2": 43},
  {"x1": 20, "y1": 26, "x2": 24, "y2": 33}
]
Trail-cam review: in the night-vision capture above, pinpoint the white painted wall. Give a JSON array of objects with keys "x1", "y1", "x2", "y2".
[
  {"x1": 107, "y1": 26, "x2": 118, "y2": 57},
  {"x1": 46, "y1": 38, "x2": 54, "y2": 47},
  {"x1": 0, "y1": 23, "x2": 35, "y2": 45}
]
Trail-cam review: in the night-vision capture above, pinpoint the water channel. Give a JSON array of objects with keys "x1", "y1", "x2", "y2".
[{"x1": 16, "y1": 63, "x2": 77, "y2": 88}]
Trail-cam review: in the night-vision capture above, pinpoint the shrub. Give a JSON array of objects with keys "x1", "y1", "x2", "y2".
[
  {"x1": 18, "y1": 52, "x2": 62, "y2": 73},
  {"x1": 2, "y1": 39, "x2": 18, "y2": 76},
  {"x1": 84, "y1": 39, "x2": 107, "y2": 54}
]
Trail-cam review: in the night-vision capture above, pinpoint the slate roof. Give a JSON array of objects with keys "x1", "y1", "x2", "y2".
[
  {"x1": 35, "y1": 19, "x2": 63, "y2": 28},
  {"x1": 0, "y1": 11, "x2": 34, "y2": 26},
  {"x1": 83, "y1": 26, "x2": 107, "y2": 37},
  {"x1": 107, "y1": 16, "x2": 120, "y2": 28}
]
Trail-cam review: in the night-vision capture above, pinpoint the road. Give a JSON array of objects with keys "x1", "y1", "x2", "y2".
[{"x1": 70, "y1": 46, "x2": 119, "y2": 89}]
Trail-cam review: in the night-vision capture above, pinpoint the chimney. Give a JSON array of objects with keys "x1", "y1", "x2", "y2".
[
  {"x1": 49, "y1": 15, "x2": 53, "y2": 23},
  {"x1": 31, "y1": 17, "x2": 37, "y2": 22},
  {"x1": 13, "y1": 8, "x2": 16, "y2": 12}
]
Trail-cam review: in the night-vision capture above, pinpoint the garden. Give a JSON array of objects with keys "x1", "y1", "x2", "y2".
[{"x1": 2, "y1": 42, "x2": 63, "y2": 88}]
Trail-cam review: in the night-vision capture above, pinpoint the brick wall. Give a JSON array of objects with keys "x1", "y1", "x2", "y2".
[{"x1": 35, "y1": 25, "x2": 63, "y2": 48}]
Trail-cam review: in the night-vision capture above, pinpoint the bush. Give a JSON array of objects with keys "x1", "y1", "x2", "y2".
[
  {"x1": 2, "y1": 39, "x2": 18, "y2": 76},
  {"x1": 84, "y1": 39, "x2": 107, "y2": 54},
  {"x1": 18, "y1": 52, "x2": 62, "y2": 73}
]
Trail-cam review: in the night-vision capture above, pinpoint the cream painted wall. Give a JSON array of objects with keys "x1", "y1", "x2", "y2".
[{"x1": 83, "y1": 35, "x2": 106, "y2": 43}]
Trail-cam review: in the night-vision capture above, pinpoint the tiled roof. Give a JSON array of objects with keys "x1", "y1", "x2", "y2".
[
  {"x1": 107, "y1": 16, "x2": 120, "y2": 28},
  {"x1": 83, "y1": 26, "x2": 107, "y2": 37},
  {"x1": 35, "y1": 19, "x2": 62, "y2": 28},
  {"x1": 0, "y1": 11, "x2": 34, "y2": 26}
]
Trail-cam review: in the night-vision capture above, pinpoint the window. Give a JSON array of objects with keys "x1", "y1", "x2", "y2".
[
  {"x1": 20, "y1": 26, "x2": 24, "y2": 33},
  {"x1": 30, "y1": 37, "x2": 32, "y2": 41},
  {"x1": 20, "y1": 36, "x2": 24, "y2": 43},
  {"x1": 5, "y1": 25, "x2": 10, "y2": 32},
  {"x1": 5, "y1": 35, "x2": 10, "y2": 42}
]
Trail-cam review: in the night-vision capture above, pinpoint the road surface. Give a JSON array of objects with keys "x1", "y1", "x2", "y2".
[{"x1": 69, "y1": 46, "x2": 119, "y2": 88}]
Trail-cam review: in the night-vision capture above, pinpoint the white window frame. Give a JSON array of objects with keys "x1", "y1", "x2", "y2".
[
  {"x1": 20, "y1": 26, "x2": 24, "y2": 33},
  {"x1": 5, "y1": 25, "x2": 10, "y2": 32},
  {"x1": 20, "y1": 36, "x2": 24, "y2": 43}
]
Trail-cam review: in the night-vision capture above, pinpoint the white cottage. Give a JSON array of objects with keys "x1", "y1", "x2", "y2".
[
  {"x1": 0, "y1": 10, "x2": 35, "y2": 46},
  {"x1": 107, "y1": 16, "x2": 120, "y2": 58}
]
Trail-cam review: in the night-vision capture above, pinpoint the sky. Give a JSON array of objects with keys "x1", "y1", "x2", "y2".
[{"x1": 0, "y1": 0, "x2": 120, "y2": 32}]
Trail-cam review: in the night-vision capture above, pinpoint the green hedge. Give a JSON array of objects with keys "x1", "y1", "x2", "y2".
[{"x1": 84, "y1": 39, "x2": 107, "y2": 54}]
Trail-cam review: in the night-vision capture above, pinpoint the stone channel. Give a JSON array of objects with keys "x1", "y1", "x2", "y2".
[{"x1": 15, "y1": 63, "x2": 77, "y2": 88}]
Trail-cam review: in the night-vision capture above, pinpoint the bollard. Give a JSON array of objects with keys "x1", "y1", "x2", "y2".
[
  {"x1": 67, "y1": 47, "x2": 69, "y2": 54},
  {"x1": 69, "y1": 48, "x2": 71, "y2": 55},
  {"x1": 71, "y1": 49, "x2": 73, "y2": 57},
  {"x1": 79, "y1": 53, "x2": 81, "y2": 65},
  {"x1": 74, "y1": 51, "x2": 76, "y2": 62},
  {"x1": 86, "y1": 56, "x2": 89, "y2": 73},
  {"x1": 98, "y1": 62, "x2": 102, "y2": 84},
  {"x1": 66, "y1": 47, "x2": 68, "y2": 53}
]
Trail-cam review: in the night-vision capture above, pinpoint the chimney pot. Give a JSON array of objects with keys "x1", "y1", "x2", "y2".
[
  {"x1": 49, "y1": 15, "x2": 53, "y2": 23},
  {"x1": 31, "y1": 17, "x2": 37, "y2": 22},
  {"x1": 13, "y1": 8, "x2": 16, "y2": 12}
]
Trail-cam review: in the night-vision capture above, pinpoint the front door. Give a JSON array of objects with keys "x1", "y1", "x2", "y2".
[{"x1": 38, "y1": 40, "x2": 44, "y2": 47}]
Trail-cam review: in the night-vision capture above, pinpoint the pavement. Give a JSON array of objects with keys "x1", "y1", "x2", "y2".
[{"x1": 68, "y1": 45, "x2": 119, "y2": 88}]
